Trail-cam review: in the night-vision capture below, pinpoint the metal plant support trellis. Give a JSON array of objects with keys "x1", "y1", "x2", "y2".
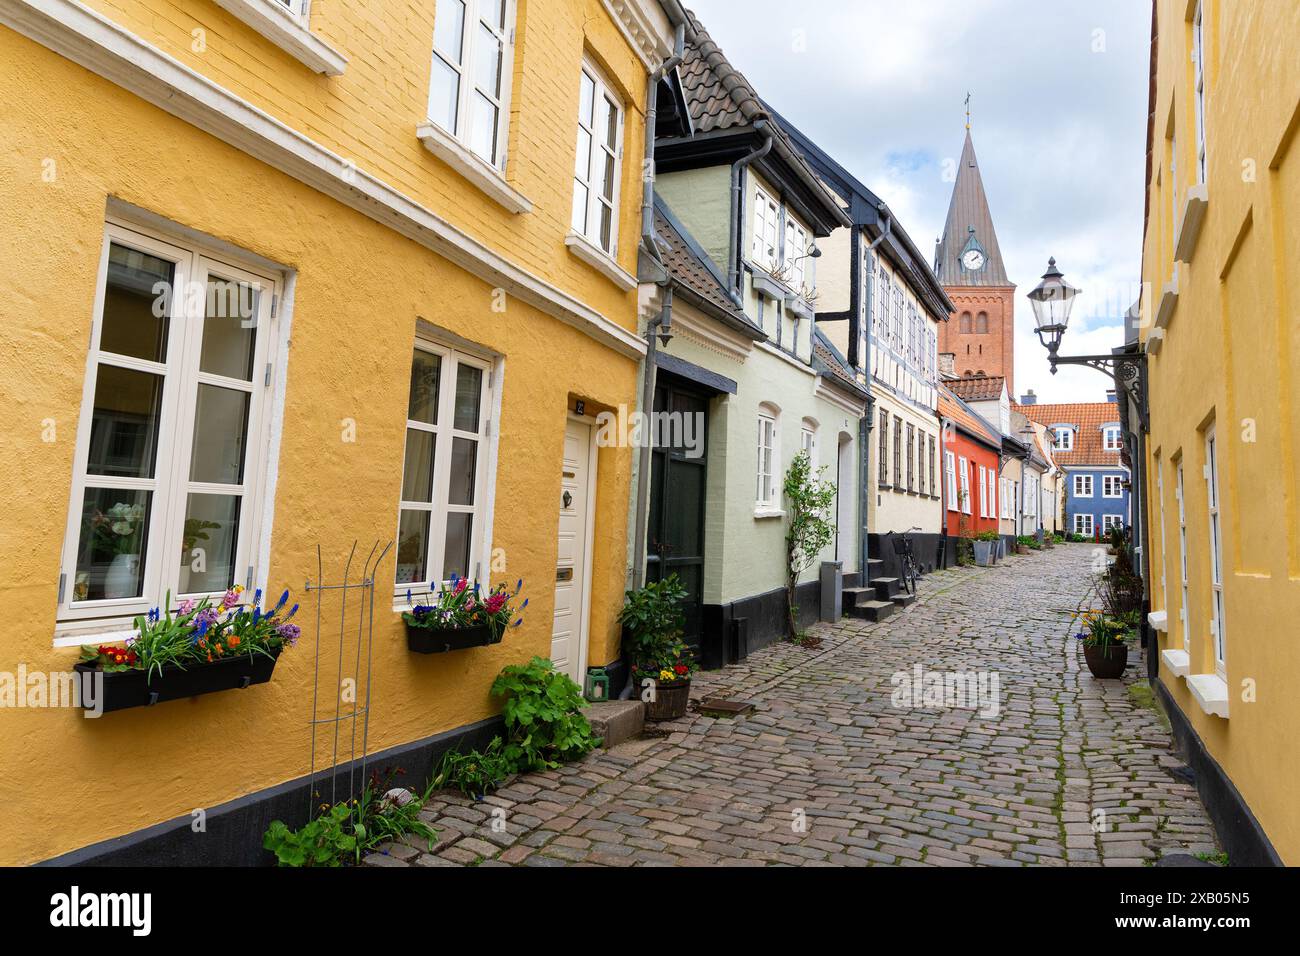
[{"x1": 303, "y1": 540, "x2": 392, "y2": 820}]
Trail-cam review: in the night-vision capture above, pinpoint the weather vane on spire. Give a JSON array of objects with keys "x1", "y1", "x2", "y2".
[{"x1": 965, "y1": 91, "x2": 972, "y2": 130}]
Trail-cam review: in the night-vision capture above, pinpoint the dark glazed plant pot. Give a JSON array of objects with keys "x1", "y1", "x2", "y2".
[
  {"x1": 74, "y1": 648, "x2": 282, "y2": 714},
  {"x1": 644, "y1": 679, "x2": 691, "y2": 721},
  {"x1": 1083, "y1": 642, "x2": 1129, "y2": 679},
  {"x1": 405, "y1": 622, "x2": 498, "y2": 654}
]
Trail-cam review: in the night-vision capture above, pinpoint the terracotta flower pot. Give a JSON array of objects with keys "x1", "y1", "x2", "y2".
[
  {"x1": 1083, "y1": 642, "x2": 1129, "y2": 679},
  {"x1": 644, "y1": 678, "x2": 691, "y2": 721}
]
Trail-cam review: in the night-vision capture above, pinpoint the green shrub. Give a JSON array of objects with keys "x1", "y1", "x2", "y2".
[
  {"x1": 491, "y1": 656, "x2": 601, "y2": 771},
  {"x1": 431, "y1": 737, "x2": 515, "y2": 798}
]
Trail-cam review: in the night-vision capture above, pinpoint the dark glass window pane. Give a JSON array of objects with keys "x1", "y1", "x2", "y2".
[
  {"x1": 86, "y1": 364, "x2": 164, "y2": 478},
  {"x1": 100, "y1": 243, "x2": 171, "y2": 362},
  {"x1": 200, "y1": 278, "x2": 258, "y2": 381},
  {"x1": 448, "y1": 436, "x2": 477, "y2": 505},
  {"x1": 396, "y1": 510, "x2": 431, "y2": 585},
  {"x1": 73, "y1": 488, "x2": 152, "y2": 601},
  {"x1": 408, "y1": 350, "x2": 441, "y2": 425},
  {"x1": 178, "y1": 493, "x2": 240, "y2": 594},
  {"x1": 443, "y1": 512, "x2": 472, "y2": 581},
  {"x1": 453, "y1": 363, "x2": 482, "y2": 431},
  {"x1": 402, "y1": 430, "x2": 436, "y2": 503},
  {"x1": 189, "y1": 384, "x2": 250, "y2": 485}
]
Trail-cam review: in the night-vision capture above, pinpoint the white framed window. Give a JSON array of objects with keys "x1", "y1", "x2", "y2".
[
  {"x1": 571, "y1": 60, "x2": 624, "y2": 256},
  {"x1": 1205, "y1": 425, "x2": 1226, "y2": 677},
  {"x1": 944, "y1": 451, "x2": 957, "y2": 509},
  {"x1": 892, "y1": 284, "x2": 904, "y2": 353},
  {"x1": 396, "y1": 343, "x2": 495, "y2": 590},
  {"x1": 1103, "y1": 474, "x2": 1124, "y2": 498},
  {"x1": 756, "y1": 408, "x2": 779, "y2": 507},
  {"x1": 1103, "y1": 426, "x2": 1123, "y2": 451},
  {"x1": 1073, "y1": 474, "x2": 1094, "y2": 497},
  {"x1": 987, "y1": 468, "x2": 997, "y2": 520},
  {"x1": 1155, "y1": 455, "x2": 1169, "y2": 609},
  {"x1": 1192, "y1": 0, "x2": 1208, "y2": 184},
  {"x1": 875, "y1": 270, "x2": 891, "y2": 347},
  {"x1": 1000, "y1": 477, "x2": 1012, "y2": 520},
  {"x1": 1176, "y1": 459, "x2": 1191, "y2": 652},
  {"x1": 59, "y1": 221, "x2": 282, "y2": 626},
  {"x1": 800, "y1": 421, "x2": 818, "y2": 470},
  {"x1": 1053, "y1": 427, "x2": 1073, "y2": 451},
  {"x1": 271, "y1": 0, "x2": 306, "y2": 17},
  {"x1": 429, "y1": 0, "x2": 516, "y2": 169},
  {"x1": 976, "y1": 465, "x2": 987, "y2": 517},
  {"x1": 958, "y1": 456, "x2": 971, "y2": 515},
  {"x1": 1102, "y1": 514, "x2": 1124, "y2": 533},
  {"x1": 751, "y1": 187, "x2": 780, "y2": 272},
  {"x1": 785, "y1": 218, "x2": 811, "y2": 293},
  {"x1": 1074, "y1": 513, "x2": 1094, "y2": 537}
]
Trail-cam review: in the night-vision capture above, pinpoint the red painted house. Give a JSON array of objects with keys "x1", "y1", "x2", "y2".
[{"x1": 938, "y1": 384, "x2": 1002, "y2": 538}]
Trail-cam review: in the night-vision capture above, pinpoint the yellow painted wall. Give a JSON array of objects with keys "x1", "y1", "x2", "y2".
[
  {"x1": 0, "y1": 0, "x2": 650, "y2": 865},
  {"x1": 1141, "y1": 0, "x2": 1300, "y2": 863}
]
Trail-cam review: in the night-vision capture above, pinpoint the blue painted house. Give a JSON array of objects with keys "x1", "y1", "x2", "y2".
[{"x1": 1021, "y1": 394, "x2": 1131, "y2": 539}]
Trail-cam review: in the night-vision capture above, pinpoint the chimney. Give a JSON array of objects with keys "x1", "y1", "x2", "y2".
[
  {"x1": 1106, "y1": 389, "x2": 1118, "y2": 403},
  {"x1": 939, "y1": 352, "x2": 956, "y2": 376},
  {"x1": 1020, "y1": 389, "x2": 1037, "y2": 405}
]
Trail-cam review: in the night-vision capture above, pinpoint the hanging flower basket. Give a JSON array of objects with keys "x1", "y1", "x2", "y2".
[{"x1": 76, "y1": 648, "x2": 282, "y2": 713}]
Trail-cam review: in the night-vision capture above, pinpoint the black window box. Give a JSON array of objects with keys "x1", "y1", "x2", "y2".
[
  {"x1": 405, "y1": 622, "x2": 501, "y2": 654},
  {"x1": 74, "y1": 648, "x2": 282, "y2": 714}
]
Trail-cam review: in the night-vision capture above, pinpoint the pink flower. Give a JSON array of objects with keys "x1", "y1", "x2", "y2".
[
  {"x1": 177, "y1": 598, "x2": 195, "y2": 615},
  {"x1": 454, "y1": 578, "x2": 468, "y2": 595},
  {"x1": 485, "y1": 593, "x2": 507, "y2": 615}
]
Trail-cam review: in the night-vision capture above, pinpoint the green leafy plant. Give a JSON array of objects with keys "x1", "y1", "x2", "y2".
[
  {"x1": 618, "y1": 575, "x2": 696, "y2": 685},
  {"x1": 955, "y1": 537, "x2": 975, "y2": 566},
  {"x1": 263, "y1": 767, "x2": 437, "y2": 867},
  {"x1": 1076, "y1": 610, "x2": 1134, "y2": 658},
  {"x1": 975, "y1": 530, "x2": 1000, "y2": 542},
  {"x1": 782, "y1": 450, "x2": 837, "y2": 637},
  {"x1": 491, "y1": 657, "x2": 601, "y2": 771},
  {"x1": 431, "y1": 737, "x2": 515, "y2": 798}
]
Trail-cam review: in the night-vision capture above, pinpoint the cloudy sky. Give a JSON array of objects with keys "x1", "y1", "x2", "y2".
[{"x1": 685, "y1": 0, "x2": 1151, "y2": 403}]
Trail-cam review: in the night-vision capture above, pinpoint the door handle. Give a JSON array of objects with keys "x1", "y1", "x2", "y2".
[{"x1": 556, "y1": 567, "x2": 573, "y2": 582}]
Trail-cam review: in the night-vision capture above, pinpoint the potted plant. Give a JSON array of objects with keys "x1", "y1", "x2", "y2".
[
  {"x1": 1077, "y1": 610, "x2": 1132, "y2": 679},
  {"x1": 973, "y1": 531, "x2": 999, "y2": 567},
  {"x1": 88, "y1": 502, "x2": 147, "y2": 599},
  {"x1": 402, "y1": 575, "x2": 526, "y2": 653},
  {"x1": 75, "y1": 586, "x2": 300, "y2": 713},
  {"x1": 617, "y1": 575, "x2": 696, "y2": 721}
]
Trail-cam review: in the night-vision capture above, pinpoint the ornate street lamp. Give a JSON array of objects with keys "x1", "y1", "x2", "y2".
[{"x1": 1029, "y1": 258, "x2": 1148, "y2": 431}]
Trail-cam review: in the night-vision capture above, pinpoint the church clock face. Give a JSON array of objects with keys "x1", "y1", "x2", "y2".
[{"x1": 961, "y1": 248, "x2": 986, "y2": 271}]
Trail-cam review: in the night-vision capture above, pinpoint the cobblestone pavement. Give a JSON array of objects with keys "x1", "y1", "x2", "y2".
[{"x1": 368, "y1": 544, "x2": 1219, "y2": 867}]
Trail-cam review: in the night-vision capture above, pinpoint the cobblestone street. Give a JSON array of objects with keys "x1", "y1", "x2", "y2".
[{"x1": 370, "y1": 544, "x2": 1219, "y2": 868}]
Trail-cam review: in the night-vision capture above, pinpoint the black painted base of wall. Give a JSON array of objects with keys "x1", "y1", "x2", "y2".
[
  {"x1": 1154, "y1": 679, "x2": 1283, "y2": 866},
  {"x1": 867, "y1": 532, "x2": 944, "y2": 579},
  {"x1": 39, "y1": 715, "x2": 506, "y2": 867}
]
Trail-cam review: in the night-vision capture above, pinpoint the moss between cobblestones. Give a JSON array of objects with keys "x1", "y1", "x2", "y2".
[{"x1": 1126, "y1": 680, "x2": 1171, "y2": 732}]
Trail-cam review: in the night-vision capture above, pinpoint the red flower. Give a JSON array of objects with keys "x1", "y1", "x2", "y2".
[{"x1": 674, "y1": 664, "x2": 688, "y2": 675}]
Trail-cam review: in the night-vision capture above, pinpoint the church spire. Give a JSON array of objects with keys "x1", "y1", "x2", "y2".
[{"x1": 934, "y1": 129, "x2": 1011, "y2": 287}]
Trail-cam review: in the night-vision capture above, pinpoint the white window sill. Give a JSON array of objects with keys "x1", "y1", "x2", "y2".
[
  {"x1": 1148, "y1": 610, "x2": 1168, "y2": 633},
  {"x1": 753, "y1": 507, "x2": 785, "y2": 520},
  {"x1": 1154, "y1": 266, "x2": 1179, "y2": 330},
  {"x1": 1174, "y1": 183, "x2": 1209, "y2": 263},
  {"x1": 212, "y1": 0, "x2": 347, "y2": 76},
  {"x1": 565, "y1": 232, "x2": 636, "y2": 291},
  {"x1": 1186, "y1": 673, "x2": 1229, "y2": 718},
  {"x1": 53, "y1": 621, "x2": 140, "y2": 649},
  {"x1": 416, "y1": 122, "x2": 532, "y2": 215},
  {"x1": 1160, "y1": 647, "x2": 1188, "y2": 677}
]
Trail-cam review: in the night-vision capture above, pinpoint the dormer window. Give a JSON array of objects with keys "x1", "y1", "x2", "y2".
[
  {"x1": 1103, "y1": 426, "x2": 1123, "y2": 451},
  {"x1": 752, "y1": 187, "x2": 780, "y2": 272},
  {"x1": 1053, "y1": 427, "x2": 1074, "y2": 451}
]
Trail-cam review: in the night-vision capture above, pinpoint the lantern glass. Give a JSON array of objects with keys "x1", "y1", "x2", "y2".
[{"x1": 1028, "y1": 258, "x2": 1080, "y2": 336}]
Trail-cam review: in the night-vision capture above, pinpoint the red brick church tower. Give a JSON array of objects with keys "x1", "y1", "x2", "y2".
[{"x1": 935, "y1": 129, "x2": 1017, "y2": 394}]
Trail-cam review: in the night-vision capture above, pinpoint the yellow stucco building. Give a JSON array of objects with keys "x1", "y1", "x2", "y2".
[
  {"x1": 1139, "y1": 0, "x2": 1298, "y2": 865},
  {"x1": 0, "y1": 0, "x2": 684, "y2": 864}
]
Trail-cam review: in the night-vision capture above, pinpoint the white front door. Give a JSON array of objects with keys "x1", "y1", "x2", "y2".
[{"x1": 551, "y1": 418, "x2": 594, "y2": 683}]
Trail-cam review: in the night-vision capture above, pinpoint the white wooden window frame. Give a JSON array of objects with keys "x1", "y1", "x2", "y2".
[
  {"x1": 1074, "y1": 474, "x2": 1094, "y2": 497},
  {"x1": 1176, "y1": 460, "x2": 1191, "y2": 652},
  {"x1": 571, "y1": 58, "x2": 625, "y2": 257},
  {"x1": 428, "y1": 0, "x2": 517, "y2": 171},
  {"x1": 1103, "y1": 426, "x2": 1123, "y2": 451},
  {"x1": 800, "y1": 422, "x2": 817, "y2": 470},
  {"x1": 1193, "y1": 0, "x2": 1208, "y2": 185},
  {"x1": 1074, "y1": 513, "x2": 1094, "y2": 537},
  {"x1": 1103, "y1": 474, "x2": 1124, "y2": 498},
  {"x1": 751, "y1": 186, "x2": 780, "y2": 273},
  {"x1": 58, "y1": 220, "x2": 282, "y2": 630},
  {"x1": 1054, "y1": 427, "x2": 1073, "y2": 451},
  {"x1": 1102, "y1": 514, "x2": 1124, "y2": 533},
  {"x1": 785, "y1": 218, "x2": 810, "y2": 293},
  {"x1": 756, "y1": 411, "x2": 778, "y2": 508},
  {"x1": 987, "y1": 468, "x2": 997, "y2": 520},
  {"x1": 1205, "y1": 425, "x2": 1226, "y2": 677},
  {"x1": 1156, "y1": 456, "x2": 1169, "y2": 608},
  {"x1": 944, "y1": 451, "x2": 957, "y2": 510},
  {"x1": 395, "y1": 342, "x2": 495, "y2": 594},
  {"x1": 958, "y1": 456, "x2": 971, "y2": 515}
]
